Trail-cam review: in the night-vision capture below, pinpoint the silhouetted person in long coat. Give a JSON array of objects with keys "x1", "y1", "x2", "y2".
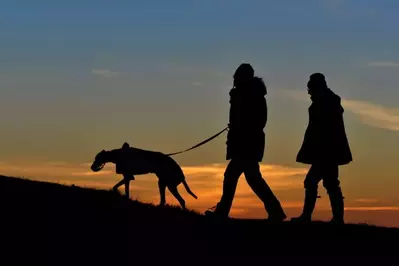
[
  {"x1": 291, "y1": 73, "x2": 352, "y2": 225},
  {"x1": 205, "y1": 63, "x2": 286, "y2": 222}
]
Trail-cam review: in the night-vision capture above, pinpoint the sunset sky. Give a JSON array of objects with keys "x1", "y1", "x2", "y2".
[{"x1": 1, "y1": 1, "x2": 399, "y2": 227}]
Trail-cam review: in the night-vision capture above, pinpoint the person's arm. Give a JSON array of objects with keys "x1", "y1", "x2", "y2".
[
  {"x1": 242, "y1": 96, "x2": 267, "y2": 131},
  {"x1": 227, "y1": 91, "x2": 237, "y2": 130},
  {"x1": 320, "y1": 98, "x2": 341, "y2": 128},
  {"x1": 259, "y1": 97, "x2": 267, "y2": 130}
]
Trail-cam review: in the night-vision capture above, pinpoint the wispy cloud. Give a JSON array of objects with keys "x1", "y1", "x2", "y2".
[
  {"x1": 284, "y1": 89, "x2": 399, "y2": 131},
  {"x1": 345, "y1": 206, "x2": 399, "y2": 211},
  {"x1": 191, "y1": 82, "x2": 203, "y2": 87},
  {"x1": 322, "y1": 0, "x2": 376, "y2": 17},
  {"x1": 355, "y1": 198, "x2": 380, "y2": 203},
  {"x1": 365, "y1": 61, "x2": 399, "y2": 68},
  {"x1": 158, "y1": 62, "x2": 229, "y2": 78},
  {"x1": 43, "y1": 161, "x2": 69, "y2": 167},
  {"x1": 282, "y1": 89, "x2": 309, "y2": 102},
  {"x1": 342, "y1": 99, "x2": 399, "y2": 131},
  {"x1": 91, "y1": 69, "x2": 121, "y2": 78},
  {"x1": 322, "y1": 0, "x2": 346, "y2": 11},
  {"x1": 71, "y1": 170, "x2": 113, "y2": 177}
]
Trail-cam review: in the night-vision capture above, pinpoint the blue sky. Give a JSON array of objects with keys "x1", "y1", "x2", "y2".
[
  {"x1": 0, "y1": 0, "x2": 399, "y2": 226},
  {"x1": 1, "y1": 1, "x2": 398, "y2": 98},
  {"x1": 1, "y1": 0, "x2": 398, "y2": 160}
]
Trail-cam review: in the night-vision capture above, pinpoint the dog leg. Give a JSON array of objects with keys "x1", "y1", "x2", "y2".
[
  {"x1": 168, "y1": 186, "x2": 186, "y2": 209},
  {"x1": 158, "y1": 180, "x2": 166, "y2": 206},
  {"x1": 113, "y1": 179, "x2": 125, "y2": 192}
]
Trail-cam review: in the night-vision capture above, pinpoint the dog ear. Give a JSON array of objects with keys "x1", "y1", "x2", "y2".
[
  {"x1": 122, "y1": 142, "x2": 130, "y2": 149},
  {"x1": 96, "y1": 149, "x2": 106, "y2": 157}
]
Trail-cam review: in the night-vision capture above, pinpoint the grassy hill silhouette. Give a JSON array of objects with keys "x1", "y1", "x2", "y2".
[{"x1": 1, "y1": 175, "x2": 397, "y2": 265}]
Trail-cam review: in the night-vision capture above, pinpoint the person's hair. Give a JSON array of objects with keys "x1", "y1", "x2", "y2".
[
  {"x1": 310, "y1": 72, "x2": 325, "y2": 81},
  {"x1": 309, "y1": 72, "x2": 327, "y2": 88},
  {"x1": 233, "y1": 63, "x2": 254, "y2": 79}
]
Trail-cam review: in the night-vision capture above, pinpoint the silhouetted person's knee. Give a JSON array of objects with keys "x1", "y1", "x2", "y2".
[
  {"x1": 214, "y1": 160, "x2": 241, "y2": 215},
  {"x1": 244, "y1": 165, "x2": 268, "y2": 195},
  {"x1": 323, "y1": 178, "x2": 341, "y2": 194},
  {"x1": 222, "y1": 160, "x2": 241, "y2": 193},
  {"x1": 304, "y1": 178, "x2": 319, "y2": 194},
  {"x1": 303, "y1": 166, "x2": 321, "y2": 194},
  {"x1": 243, "y1": 161, "x2": 284, "y2": 215},
  {"x1": 221, "y1": 171, "x2": 240, "y2": 202}
]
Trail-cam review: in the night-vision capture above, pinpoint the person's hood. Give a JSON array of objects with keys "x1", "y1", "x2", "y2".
[
  {"x1": 311, "y1": 87, "x2": 339, "y2": 101},
  {"x1": 311, "y1": 88, "x2": 344, "y2": 113},
  {"x1": 229, "y1": 76, "x2": 267, "y2": 97}
]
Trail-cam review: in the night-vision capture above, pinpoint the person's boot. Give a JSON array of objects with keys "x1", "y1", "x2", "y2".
[
  {"x1": 328, "y1": 188, "x2": 345, "y2": 225},
  {"x1": 205, "y1": 173, "x2": 238, "y2": 219},
  {"x1": 204, "y1": 202, "x2": 230, "y2": 219},
  {"x1": 246, "y1": 175, "x2": 287, "y2": 223},
  {"x1": 264, "y1": 200, "x2": 287, "y2": 223},
  {"x1": 265, "y1": 210, "x2": 287, "y2": 223},
  {"x1": 112, "y1": 186, "x2": 121, "y2": 195},
  {"x1": 291, "y1": 189, "x2": 318, "y2": 224}
]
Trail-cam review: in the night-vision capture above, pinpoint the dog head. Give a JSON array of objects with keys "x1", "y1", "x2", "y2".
[{"x1": 91, "y1": 149, "x2": 109, "y2": 172}]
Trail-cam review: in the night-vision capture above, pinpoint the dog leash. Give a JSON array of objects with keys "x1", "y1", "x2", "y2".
[{"x1": 166, "y1": 126, "x2": 229, "y2": 156}]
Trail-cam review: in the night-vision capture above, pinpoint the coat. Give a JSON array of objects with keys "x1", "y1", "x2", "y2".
[
  {"x1": 226, "y1": 77, "x2": 267, "y2": 162},
  {"x1": 296, "y1": 88, "x2": 353, "y2": 166}
]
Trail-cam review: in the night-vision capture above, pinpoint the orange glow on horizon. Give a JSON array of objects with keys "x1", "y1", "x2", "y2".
[{"x1": 0, "y1": 160, "x2": 399, "y2": 228}]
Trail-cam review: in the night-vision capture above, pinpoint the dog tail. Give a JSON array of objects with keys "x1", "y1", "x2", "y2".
[{"x1": 182, "y1": 180, "x2": 198, "y2": 199}]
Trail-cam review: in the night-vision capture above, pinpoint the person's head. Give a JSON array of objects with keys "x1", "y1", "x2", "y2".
[
  {"x1": 307, "y1": 72, "x2": 328, "y2": 95},
  {"x1": 233, "y1": 63, "x2": 254, "y2": 87}
]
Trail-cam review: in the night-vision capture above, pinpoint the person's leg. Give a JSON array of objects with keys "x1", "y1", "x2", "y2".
[
  {"x1": 322, "y1": 165, "x2": 344, "y2": 224},
  {"x1": 243, "y1": 160, "x2": 286, "y2": 221},
  {"x1": 205, "y1": 159, "x2": 243, "y2": 217},
  {"x1": 291, "y1": 165, "x2": 322, "y2": 223}
]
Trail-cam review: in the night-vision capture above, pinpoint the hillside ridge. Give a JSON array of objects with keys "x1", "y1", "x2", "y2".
[{"x1": 1, "y1": 175, "x2": 398, "y2": 265}]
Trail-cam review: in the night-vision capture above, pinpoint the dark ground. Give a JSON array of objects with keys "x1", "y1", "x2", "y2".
[{"x1": 1, "y1": 175, "x2": 398, "y2": 265}]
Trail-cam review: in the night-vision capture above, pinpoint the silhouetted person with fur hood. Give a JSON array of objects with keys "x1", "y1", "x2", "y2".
[
  {"x1": 291, "y1": 73, "x2": 352, "y2": 225},
  {"x1": 205, "y1": 63, "x2": 286, "y2": 222}
]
